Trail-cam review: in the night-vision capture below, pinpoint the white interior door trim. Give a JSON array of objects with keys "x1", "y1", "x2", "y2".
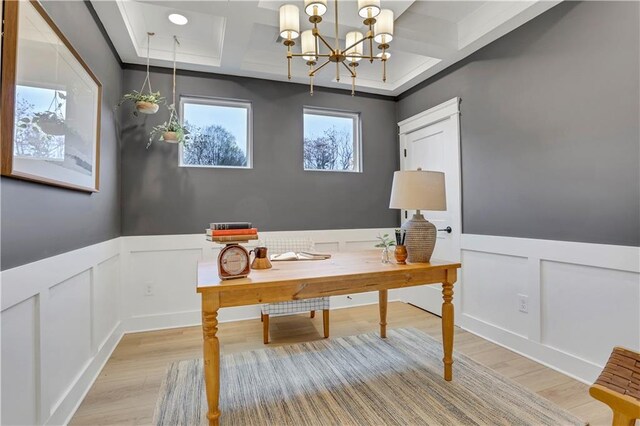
[
  {"x1": 398, "y1": 97, "x2": 461, "y2": 135},
  {"x1": 397, "y1": 97, "x2": 462, "y2": 244},
  {"x1": 398, "y1": 97, "x2": 463, "y2": 317}
]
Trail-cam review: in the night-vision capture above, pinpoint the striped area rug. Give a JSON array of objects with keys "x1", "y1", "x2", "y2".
[{"x1": 153, "y1": 328, "x2": 584, "y2": 425}]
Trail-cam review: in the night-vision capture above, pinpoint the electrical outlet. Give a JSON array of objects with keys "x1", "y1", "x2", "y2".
[
  {"x1": 517, "y1": 294, "x2": 528, "y2": 313},
  {"x1": 145, "y1": 282, "x2": 154, "y2": 296}
]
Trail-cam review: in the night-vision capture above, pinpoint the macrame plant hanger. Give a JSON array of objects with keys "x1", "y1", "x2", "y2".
[
  {"x1": 168, "y1": 35, "x2": 180, "y2": 124},
  {"x1": 140, "y1": 32, "x2": 155, "y2": 97},
  {"x1": 135, "y1": 32, "x2": 160, "y2": 115}
]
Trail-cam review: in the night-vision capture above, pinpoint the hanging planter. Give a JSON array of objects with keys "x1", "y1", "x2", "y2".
[
  {"x1": 29, "y1": 91, "x2": 67, "y2": 135},
  {"x1": 118, "y1": 90, "x2": 163, "y2": 115},
  {"x1": 149, "y1": 106, "x2": 189, "y2": 146},
  {"x1": 117, "y1": 32, "x2": 164, "y2": 116},
  {"x1": 34, "y1": 112, "x2": 66, "y2": 135},
  {"x1": 147, "y1": 36, "x2": 189, "y2": 147}
]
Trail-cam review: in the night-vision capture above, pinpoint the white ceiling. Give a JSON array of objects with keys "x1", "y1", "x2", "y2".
[{"x1": 91, "y1": 0, "x2": 561, "y2": 96}]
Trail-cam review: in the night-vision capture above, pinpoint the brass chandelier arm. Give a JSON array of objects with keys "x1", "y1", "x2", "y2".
[
  {"x1": 343, "y1": 35, "x2": 371, "y2": 57},
  {"x1": 341, "y1": 61, "x2": 356, "y2": 78},
  {"x1": 314, "y1": 31, "x2": 335, "y2": 53},
  {"x1": 309, "y1": 59, "x2": 331, "y2": 76}
]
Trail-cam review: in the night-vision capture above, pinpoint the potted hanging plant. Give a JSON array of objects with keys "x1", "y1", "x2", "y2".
[
  {"x1": 118, "y1": 90, "x2": 164, "y2": 116},
  {"x1": 116, "y1": 33, "x2": 164, "y2": 116},
  {"x1": 33, "y1": 111, "x2": 66, "y2": 135},
  {"x1": 31, "y1": 91, "x2": 67, "y2": 135},
  {"x1": 148, "y1": 105, "x2": 189, "y2": 147}
]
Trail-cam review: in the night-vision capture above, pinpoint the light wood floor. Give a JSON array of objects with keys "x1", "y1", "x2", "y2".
[{"x1": 71, "y1": 302, "x2": 613, "y2": 425}]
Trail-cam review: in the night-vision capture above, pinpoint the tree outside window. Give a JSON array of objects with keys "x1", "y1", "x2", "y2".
[
  {"x1": 303, "y1": 108, "x2": 361, "y2": 172},
  {"x1": 180, "y1": 98, "x2": 251, "y2": 168}
]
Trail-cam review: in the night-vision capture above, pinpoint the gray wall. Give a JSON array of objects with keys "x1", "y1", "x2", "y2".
[
  {"x1": 120, "y1": 68, "x2": 399, "y2": 235},
  {"x1": 397, "y1": 1, "x2": 640, "y2": 246},
  {"x1": 0, "y1": 2, "x2": 122, "y2": 270}
]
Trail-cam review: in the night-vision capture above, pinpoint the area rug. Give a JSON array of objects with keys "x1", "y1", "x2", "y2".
[{"x1": 153, "y1": 328, "x2": 584, "y2": 425}]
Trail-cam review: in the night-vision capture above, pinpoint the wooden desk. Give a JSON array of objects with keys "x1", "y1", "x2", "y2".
[{"x1": 197, "y1": 250, "x2": 461, "y2": 426}]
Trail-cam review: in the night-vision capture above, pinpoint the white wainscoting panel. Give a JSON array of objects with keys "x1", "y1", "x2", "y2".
[
  {"x1": 461, "y1": 250, "x2": 529, "y2": 338},
  {"x1": 457, "y1": 234, "x2": 640, "y2": 384},
  {"x1": 47, "y1": 270, "x2": 93, "y2": 416},
  {"x1": 3, "y1": 229, "x2": 637, "y2": 425},
  {"x1": 121, "y1": 229, "x2": 397, "y2": 332},
  {"x1": 540, "y1": 260, "x2": 640, "y2": 366},
  {"x1": 1, "y1": 296, "x2": 39, "y2": 425},
  {"x1": 92, "y1": 255, "x2": 120, "y2": 352},
  {"x1": 1, "y1": 239, "x2": 123, "y2": 426}
]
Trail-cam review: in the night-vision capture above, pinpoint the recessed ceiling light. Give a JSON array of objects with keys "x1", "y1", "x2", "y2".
[{"x1": 168, "y1": 13, "x2": 188, "y2": 25}]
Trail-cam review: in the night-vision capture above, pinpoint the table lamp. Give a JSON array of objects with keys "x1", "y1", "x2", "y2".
[{"x1": 389, "y1": 169, "x2": 446, "y2": 263}]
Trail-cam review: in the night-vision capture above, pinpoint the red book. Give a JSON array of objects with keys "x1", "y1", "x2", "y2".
[{"x1": 211, "y1": 228, "x2": 258, "y2": 236}]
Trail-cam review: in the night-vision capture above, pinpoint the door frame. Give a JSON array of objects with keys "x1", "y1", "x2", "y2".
[{"x1": 398, "y1": 97, "x2": 463, "y2": 317}]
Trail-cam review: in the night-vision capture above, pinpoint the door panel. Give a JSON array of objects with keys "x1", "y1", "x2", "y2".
[{"x1": 399, "y1": 100, "x2": 461, "y2": 316}]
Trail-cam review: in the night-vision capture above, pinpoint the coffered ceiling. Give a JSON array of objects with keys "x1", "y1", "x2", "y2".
[{"x1": 91, "y1": 0, "x2": 561, "y2": 96}]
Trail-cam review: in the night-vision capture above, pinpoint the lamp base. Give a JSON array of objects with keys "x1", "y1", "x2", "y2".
[{"x1": 402, "y1": 213, "x2": 436, "y2": 263}]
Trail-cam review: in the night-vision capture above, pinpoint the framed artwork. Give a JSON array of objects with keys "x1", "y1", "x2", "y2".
[{"x1": 1, "y1": 0, "x2": 102, "y2": 192}]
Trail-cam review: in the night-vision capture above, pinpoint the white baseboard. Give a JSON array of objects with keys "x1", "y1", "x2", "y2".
[{"x1": 55, "y1": 323, "x2": 125, "y2": 426}]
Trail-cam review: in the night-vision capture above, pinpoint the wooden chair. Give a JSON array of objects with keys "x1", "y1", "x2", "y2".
[
  {"x1": 589, "y1": 346, "x2": 640, "y2": 426},
  {"x1": 259, "y1": 238, "x2": 330, "y2": 344}
]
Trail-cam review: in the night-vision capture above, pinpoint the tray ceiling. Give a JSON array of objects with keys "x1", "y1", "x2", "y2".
[{"x1": 91, "y1": 0, "x2": 561, "y2": 96}]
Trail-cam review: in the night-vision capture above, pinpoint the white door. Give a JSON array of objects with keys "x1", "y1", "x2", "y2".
[{"x1": 398, "y1": 98, "x2": 462, "y2": 316}]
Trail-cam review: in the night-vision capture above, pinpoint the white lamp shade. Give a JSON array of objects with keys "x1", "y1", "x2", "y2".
[
  {"x1": 345, "y1": 31, "x2": 364, "y2": 62},
  {"x1": 358, "y1": 0, "x2": 380, "y2": 18},
  {"x1": 376, "y1": 51, "x2": 390, "y2": 59},
  {"x1": 279, "y1": 4, "x2": 300, "y2": 39},
  {"x1": 374, "y1": 9, "x2": 393, "y2": 43},
  {"x1": 301, "y1": 30, "x2": 317, "y2": 61},
  {"x1": 304, "y1": 0, "x2": 327, "y2": 16},
  {"x1": 389, "y1": 170, "x2": 446, "y2": 211}
]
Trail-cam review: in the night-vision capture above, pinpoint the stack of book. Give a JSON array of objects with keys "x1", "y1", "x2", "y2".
[{"x1": 206, "y1": 222, "x2": 258, "y2": 243}]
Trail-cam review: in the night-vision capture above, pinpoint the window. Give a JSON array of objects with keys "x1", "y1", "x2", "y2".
[
  {"x1": 180, "y1": 97, "x2": 252, "y2": 168},
  {"x1": 303, "y1": 108, "x2": 361, "y2": 172}
]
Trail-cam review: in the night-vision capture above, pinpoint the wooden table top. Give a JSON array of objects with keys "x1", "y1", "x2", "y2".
[{"x1": 197, "y1": 250, "x2": 461, "y2": 294}]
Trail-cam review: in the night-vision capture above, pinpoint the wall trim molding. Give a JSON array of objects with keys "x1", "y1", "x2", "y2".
[
  {"x1": 398, "y1": 97, "x2": 460, "y2": 133},
  {"x1": 2, "y1": 231, "x2": 638, "y2": 424},
  {"x1": 457, "y1": 233, "x2": 640, "y2": 385}
]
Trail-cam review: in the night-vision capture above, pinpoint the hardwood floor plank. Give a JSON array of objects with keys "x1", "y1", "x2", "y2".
[{"x1": 70, "y1": 302, "x2": 611, "y2": 425}]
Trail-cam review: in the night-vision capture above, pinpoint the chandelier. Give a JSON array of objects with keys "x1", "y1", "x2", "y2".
[{"x1": 279, "y1": 0, "x2": 394, "y2": 95}]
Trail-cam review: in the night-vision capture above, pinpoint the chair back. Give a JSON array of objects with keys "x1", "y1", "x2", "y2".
[{"x1": 260, "y1": 238, "x2": 314, "y2": 255}]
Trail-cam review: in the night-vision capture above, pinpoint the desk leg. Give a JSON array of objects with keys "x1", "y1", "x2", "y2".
[
  {"x1": 442, "y1": 279, "x2": 454, "y2": 381},
  {"x1": 379, "y1": 289, "x2": 388, "y2": 338},
  {"x1": 202, "y1": 293, "x2": 221, "y2": 426}
]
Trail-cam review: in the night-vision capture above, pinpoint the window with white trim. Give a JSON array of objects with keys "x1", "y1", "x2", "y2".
[
  {"x1": 180, "y1": 97, "x2": 252, "y2": 168},
  {"x1": 303, "y1": 108, "x2": 361, "y2": 172}
]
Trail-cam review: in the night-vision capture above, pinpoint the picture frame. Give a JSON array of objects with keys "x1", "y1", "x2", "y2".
[{"x1": 1, "y1": 0, "x2": 102, "y2": 192}]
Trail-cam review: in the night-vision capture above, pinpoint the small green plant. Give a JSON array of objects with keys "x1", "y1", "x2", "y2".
[
  {"x1": 374, "y1": 234, "x2": 396, "y2": 249},
  {"x1": 117, "y1": 90, "x2": 164, "y2": 116},
  {"x1": 148, "y1": 105, "x2": 190, "y2": 147}
]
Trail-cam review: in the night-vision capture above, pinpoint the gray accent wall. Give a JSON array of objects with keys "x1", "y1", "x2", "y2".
[
  {"x1": 120, "y1": 68, "x2": 399, "y2": 235},
  {"x1": 0, "y1": 1, "x2": 122, "y2": 270},
  {"x1": 3, "y1": 1, "x2": 638, "y2": 271},
  {"x1": 397, "y1": 1, "x2": 640, "y2": 246}
]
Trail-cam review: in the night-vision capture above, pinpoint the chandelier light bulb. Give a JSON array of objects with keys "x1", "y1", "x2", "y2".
[
  {"x1": 376, "y1": 51, "x2": 391, "y2": 60},
  {"x1": 345, "y1": 31, "x2": 364, "y2": 62},
  {"x1": 374, "y1": 9, "x2": 393, "y2": 43},
  {"x1": 357, "y1": 0, "x2": 381, "y2": 19},
  {"x1": 301, "y1": 30, "x2": 317, "y2": 61},
  {"x1": 279, "y1": 4, "x2": 300, "y2": 39},
  {"x1": 304, "y1": 0, "x2": 327, "y2": 17}
]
